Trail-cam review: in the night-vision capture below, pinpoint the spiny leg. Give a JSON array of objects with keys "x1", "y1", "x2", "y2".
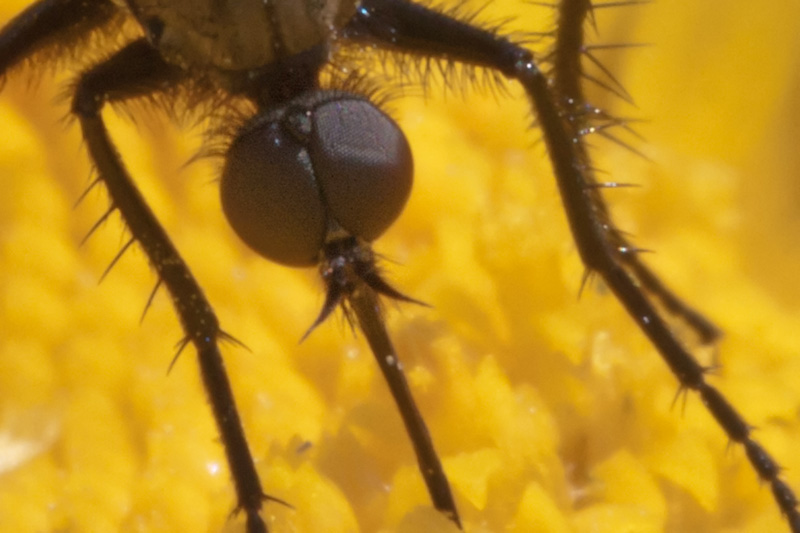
[
  {"x1": 71, "y1": 40, "x2": 270, "y2": 533},
  {"x1": 0, "y1": 0, "x2": 116, "y2": 77},
  {"x1": 343, "y1": 0, "x2": 800, "y2": 529},
  {"x1": 548, "y1": 0, "x2": 720, "y2": 344},
  {"x1": 317, "y1": 237, "x2": 461, "y2": 527}
]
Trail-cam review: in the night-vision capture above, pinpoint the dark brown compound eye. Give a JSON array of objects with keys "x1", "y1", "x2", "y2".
[
  {"x1": 220, "y1": 92, "x2": 413, "y2": 267},
  {"x1": 221, "y1": 112, "x2": 327, "y2": 267},
  {"x1": 309, "y1": 97, "x2": 413, "y2": 242}
]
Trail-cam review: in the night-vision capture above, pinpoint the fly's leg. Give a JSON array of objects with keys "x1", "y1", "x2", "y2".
[
  {"x1": 0, "y1": 0, "x2": 271, "y2": 529},
  {"x1": 0, "y1": 0, "x2": 117, "y2": 76},
  {"x1": 71, "y1": 39, "x2": 270, "y2": 533},
  {"x1": 314, "y1": 236, "x2": 461, "y2": 526},
  {"x1": 344, "y1": 0, "x2": 800, "y2": 530},
  {"x1": 550, "y1": 0, "x2": 721, "y2": 344}
]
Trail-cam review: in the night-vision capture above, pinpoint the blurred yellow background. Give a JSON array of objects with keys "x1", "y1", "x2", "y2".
[{"x1": 1, "y1": 1, "x2": 799, "y2": 532}]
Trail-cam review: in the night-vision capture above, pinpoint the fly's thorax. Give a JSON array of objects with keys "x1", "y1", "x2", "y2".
[{"x1": 124, "y1": 0, "x2": 358, "y2": 71}]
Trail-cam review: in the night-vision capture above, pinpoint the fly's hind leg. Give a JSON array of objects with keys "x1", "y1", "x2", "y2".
[
  {"x1": 343, "y1": 1, "x2": 800, "y2": 530},
  {"x1": 71, "y1": 39, "x2": 271, "y2": 533},
  {"x1": 0, "y1": 0, "x2": 117, "y2": 76}
]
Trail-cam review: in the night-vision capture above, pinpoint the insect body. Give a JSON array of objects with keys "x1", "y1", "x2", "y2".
[{"x1": 0, "y1": 1, "x2": 798, "y2": 532}]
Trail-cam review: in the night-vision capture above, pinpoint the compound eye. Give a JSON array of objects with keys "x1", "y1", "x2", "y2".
[
  {"x1": 221, "y1": 119, "x2": 326, "y2": 267},
  {"x1": 310, "y1": 97, "x2": 413, "y2": 242}
]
